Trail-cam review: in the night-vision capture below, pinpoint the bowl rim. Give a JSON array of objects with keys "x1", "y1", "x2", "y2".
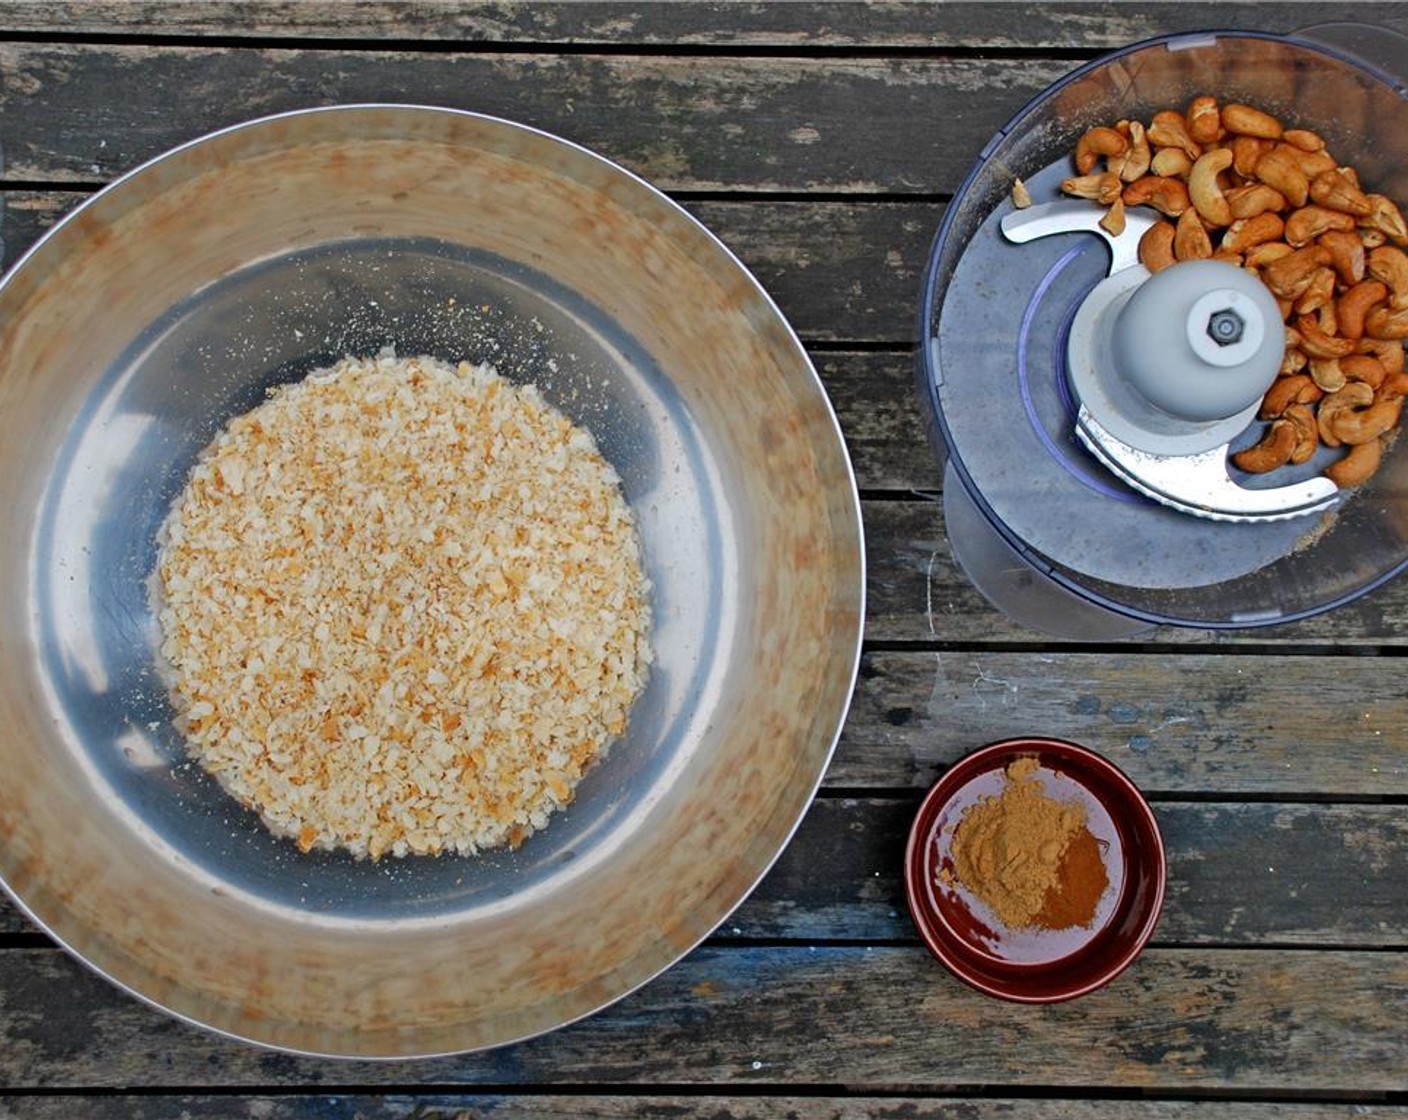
[{"x1": 904, "y1": 737, "x2": 1166, "y2": 1003}]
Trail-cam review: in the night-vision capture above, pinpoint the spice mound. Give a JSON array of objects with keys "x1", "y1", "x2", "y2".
[
  {"x1": 945, "y1": 758, "x2": 1109, "y2": 930},
  {"x1": 155, "y1": 353, "x2": 653, "y2": 860}
]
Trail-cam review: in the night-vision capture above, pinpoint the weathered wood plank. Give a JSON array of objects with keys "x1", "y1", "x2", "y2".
[
  {"x1": 6, "y1": 799, "x2": 1408, "y2": 947},
  {"x1": 4, "y1": 944, "x2": 1408, "y2": 1090},
  {"x1": 0, "y1": 191, "x2": 944, "y2": 351},
  {"x1": 0, "y1": 2, "x2": 1400, "y2": 49},
  {"x1": 2, "y1": 1095, "x2": 1403, "y2": 1120},
  {"x1": 0, "y1": 43, "x2": 1073, "y2": 190},
  {"x1": 836, "y1": 650, "x2": 1408, "y2": 794},
  {"x1": 738, "y1": 800, "x2": 1408, "y2": 946}
]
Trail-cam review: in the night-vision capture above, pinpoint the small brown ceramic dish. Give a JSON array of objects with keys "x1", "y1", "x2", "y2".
[{"x1": 905, "y1": 737, "x2": 1165, "y2": 1002}]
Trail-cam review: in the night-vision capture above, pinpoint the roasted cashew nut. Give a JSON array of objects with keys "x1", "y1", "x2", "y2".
[
  {"x1": 1232, "y1": 418, "x2": 1298, "y2": 473},
  {"x1": 1189, "y1": 148, "x2": 1234, "y2": 227},
  {"x1": 1258, "y1": 373, "x2": 1320, "y2": 418},
  {"x1": 1366, "y1": 305, "x2": 1408, "y2": 341},
  {"x1": 1336, "y1": 280, "x2": 1389, "y2": 341},
  {"x1": 1075, "y1": 126, "x2": 1129, "y2": 175},
  {"x1": 1137, "y1": 221, "x2": 1176, "y2": 273},
  {"x1": 1361, "y1": 194, "x2": 1408, "y2": 246},
  {"x1": 1319, "y1": 230, "x2": 1367, "y2": 287},
  {"x1": 1325, "y1": 438, "x2": 1383, "y2": 488},
  {"x1": 1122, "y1": 175, "x2": 1191, "y2": 217},
  {"x1": 1284, "y1": 205, "x2": 1356, "y2": 247},
  {"x1": 1174, "y1": 207, "x2": 1212, "y2": 261},
  {"x1": 1255, "y1": 148, "x2": 1310, "y2": 208},
  {"x1": 1309, "y1": 169, "x2": 1372, "y2": 216},
  {"x1": 1316, "y1": 381, "x2": 1375, "y2": 448},
  {"x1": 1367, "y1": 246, "x2": 1408, "y2": 310},
  {"x1": 1297, "y1": 312, "x2": 1357, "y2": 358},
  {"x1": 1186, "y1": 95, "x2": 1222, "y2": 146},
  {"x1": 1340, "y1": 354, "x2": 1388, "y2": 389},
  {"x1": 1148, "y1": 110, "x2": 1202, "y2": 160},
  {"x1": 1222, "y1": 103, "x2": 1284, "y2": 140}
]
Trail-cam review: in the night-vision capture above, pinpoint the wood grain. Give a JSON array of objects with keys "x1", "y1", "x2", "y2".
[
  {"x1": 7, "y1": 798, "x2": 1408, "y2": 945},
  {"x1": 837, "y1": 650, "x2": 1408, "y2": 794},
  {"x1": 0, "y1": 43, "x2": 1072, "y2": 190},
  {"x1": 5, "y1": 944, "x2": 1408, "y2": 1090},
  {"x1": 0, "y1": 2, "x2": 1399, "y2": 48},
  {"x1": 2, "y1": 1095, "x2": 1404, "y2": 1119}
]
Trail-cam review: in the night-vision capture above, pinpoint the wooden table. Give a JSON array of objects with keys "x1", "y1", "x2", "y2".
[{"x1": 5, "y1": 3, "x2": 1408, "y2": 1115}]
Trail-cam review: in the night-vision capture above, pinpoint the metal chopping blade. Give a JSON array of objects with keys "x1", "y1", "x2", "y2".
[{"x1": 1000, "y1": 201, "x2": 1339, "y2": 523}]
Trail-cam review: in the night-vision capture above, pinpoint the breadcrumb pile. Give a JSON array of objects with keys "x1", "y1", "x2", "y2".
[{"x1": 155, "y1": 353, "x2": 652, "y2": 859}]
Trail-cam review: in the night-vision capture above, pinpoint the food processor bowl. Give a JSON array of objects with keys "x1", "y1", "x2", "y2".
[{"x1": 918, "y1": 28, "x2": 1408, "y2": 636}]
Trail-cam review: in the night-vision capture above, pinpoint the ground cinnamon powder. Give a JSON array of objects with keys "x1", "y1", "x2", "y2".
[{"x1": 947, "y1": 757, "x2": 1109, "y2": 930}]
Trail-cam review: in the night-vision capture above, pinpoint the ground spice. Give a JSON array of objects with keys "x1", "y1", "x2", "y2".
[
  {"x1": 1036, "y1": 823, "x2": 1108, "y2": 930},
  {"x1": 947, "y1": 757, "x2": 1108, "y2": 930}
]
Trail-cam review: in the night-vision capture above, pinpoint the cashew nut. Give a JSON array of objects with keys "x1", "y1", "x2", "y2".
[
  {"x1": 1297, "y1": 313, "x2": 1356, "y2": 358},
  {"x1": 1231, "y1": 136, "x2": 1275, "y2": 178},
  {"x1": 1280, "y1": 144, "x2": 1338, "y2": 178},
  {"x1": 1221, "y1": 212, "x2": 1284, "y2": 254},
  {"x1": 1099, "y1": 197, "x2": 1127, "y2": 236},
  {"x1": 1340, "y1": 353, "x2": 1388, "y2": 390},
  {"x1": 1308, "y1": 356, "x2": 1346, "y2": 392},
  {"x1": 1232, "y1": 419, "x2": 1297, "y2": 472},
  {"x1": 1295, "y1": 267, "x2": 1337, "y2": 317},
  {"x1": 1331, "y1": 395, "x2": 1402, "y2": 446},
  {"x1": 1259, "y1": 372, "x2": 1319, "y2": 417},
  {"x1": 1284, "y1": 205, "x2": 1356, "y2": 247},
  {"x1": 1061, "y1": 172, "x2": 1123, "y2": 204},
  {"x1": 1366, "y1": 305, "x2": 1408, "y2": 341},
  {"x1": 1138, "y1": 220, "x2": 1176, "y2": 273},
  {"x1": 1336, "y1": 279, "x2": 1389, "y2": 341},
  {"x1": 1187, "y1": 95, "x2": 1222, "y2": 146},
  {"x1": 1278, "y1": 345, "x2": 1309, "y2": 378},
  {"x1": 1122, "y1": 175, "x2": 1191, "y2": 217},
  {"x1": 1318, "y1": 229, "x2": 1367, "y2": 287},
  {"x1": 1261, "y1": 244, "x2": 1332, "y2": 300},
  {"x1": 1359, "y1": 337, "x2": 1406, "y2": 377},
  {"x1": 1367, "y1": 246, "x2": 1408, "y2": 310},
  {"x1": 1245, "y1": 241, "x2": 1294, "y2": 270},
  {"x1": 1284, "y1": 402, "x2": 1320, "y2": 465},
  {"x1": 1361, "y1": 194, "x2": 1408, "y2": 246},
  {"x1": 1150, "y1": 147, "x2": 1194, "y2": 179},
  {"x1": 1255, "y1": 148, "x2": 1310, "y2": 208},
  {"x1": 1075, "y1": 126, "x2": 1128, "y2": 174},
  {"x1": 1174, "y1": 207, "x2": 1212, "y2": 261},
  {"x1": 1317, "y1": 381, "x2": 1375, "y2": 448},
  {"x1": 1189, "y1": 148, "x2": 1234, "y2": 227},
  {"x1": 1118, "y1": 120, "x2": 1151, "y2": 183},
  {"x1": 1309, "y1": 169, "x2": 1372, "y2": 216},
  {"x1": 1222, "y1": 103, "x2": 1284, "y2": 140},
  {"x1": 1378, "y1": 371, "x2": 1408, "y2": 399},
  {"x1": 1283, "y1": 129, "x2": 1325, "y2": 152},
  {"x1": 1325, "y1": 438, "x2": 1383, "y2": 488},
  {"x1": 1148, "y1": 110, "x2": 1202, "y2": 160},
  {"x1": 1317, "y1": 298, "x2": 1339, "y2": 339},
  {"x1": 1227, "y1": 182, "x2": 1288, "y2": 221}
]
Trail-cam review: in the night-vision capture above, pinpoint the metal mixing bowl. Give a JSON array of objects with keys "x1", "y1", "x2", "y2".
[{"x1": 0, "y1": 105, "x2": 865, "y2": 1057}]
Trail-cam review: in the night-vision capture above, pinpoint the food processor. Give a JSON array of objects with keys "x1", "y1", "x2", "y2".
[{"x1": 919, "y1": 26, "x2": 1408, "y2": 637}]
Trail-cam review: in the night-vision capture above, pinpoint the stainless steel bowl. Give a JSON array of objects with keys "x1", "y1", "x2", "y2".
[{"x1": 0, "y1": 105, "x2": 865, "y2": 1057}]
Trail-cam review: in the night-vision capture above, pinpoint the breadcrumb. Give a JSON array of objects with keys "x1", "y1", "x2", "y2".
[{"x1": 155, "y1": 353, "x2": 652, "y2": 859}]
